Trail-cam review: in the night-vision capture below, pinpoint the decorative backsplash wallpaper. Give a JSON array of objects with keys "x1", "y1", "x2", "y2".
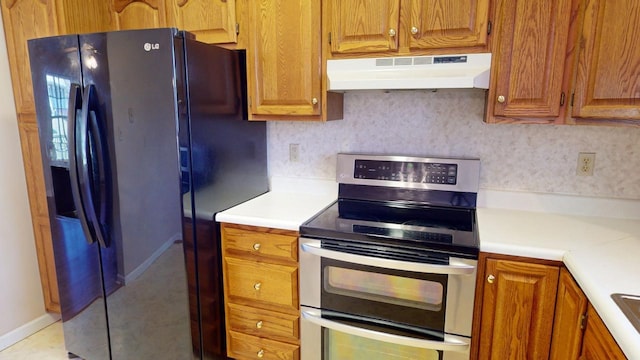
[{"x1": 267, "y1": 89, "x2": 640, "y2": 200}]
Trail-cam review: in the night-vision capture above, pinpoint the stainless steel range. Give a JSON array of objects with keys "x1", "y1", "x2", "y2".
[{"x1": 299, "y1": 153, "x2": 480, "y2": 360}]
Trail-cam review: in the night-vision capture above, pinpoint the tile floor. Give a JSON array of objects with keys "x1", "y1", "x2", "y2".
[{"x1": 0, "y1": 321, "x2": 68, "y2": 360}]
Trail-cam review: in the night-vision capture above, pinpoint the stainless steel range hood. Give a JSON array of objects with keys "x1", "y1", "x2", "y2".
[{"x1": 327, "y1": 53, "x2": 491, "y2": 91}]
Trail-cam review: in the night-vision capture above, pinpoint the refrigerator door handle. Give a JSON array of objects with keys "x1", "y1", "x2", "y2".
[
  {"x1": 68, "y1": 83, "x2": 96, "y2": 245},
  {"x1": 82, "y1": 84, "x2": 111, "y2": 248}
]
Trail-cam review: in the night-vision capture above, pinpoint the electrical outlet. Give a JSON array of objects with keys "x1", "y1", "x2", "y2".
[
  {"x1": 289, "y1": 143, "x2": 300, "y2": 162},
  {"x1": 577, "y1": 152, "x2": 596, "y2": 176}
]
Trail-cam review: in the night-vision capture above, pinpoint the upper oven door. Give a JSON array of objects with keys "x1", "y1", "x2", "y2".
[{"x1": 299, "y1": 237, "x2": 477, "y2": 335}]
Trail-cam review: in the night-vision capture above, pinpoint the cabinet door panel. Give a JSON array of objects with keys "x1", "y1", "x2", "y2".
[
  {"x1": 113, "y1": 0, "x2": 165, "y2": 30},
  {"x1": 491, "y1": 0, "x2": 572, "y2": 118},
  {"x1": 580, "y1": 305, "x2": 627, "y2": 360},
  {"x1": 550, "y1": 268, "x2": 588, "y2": 360},
  {"x1": 1, "y1": 0, "x2": 59, "y2": 115},
  {"x1": 478, "y1": 259, "x2": 559, "y2": 360},
  {"x1": 247, "y1": 0, "x2": 320, "y2": 117},
  {"x1": 165, "y1": 0, "x2": 237, "y2": 44},
  {"x1": 572, "y1": 0, "x2": 640, "y2": 120},
  {"x1": 407, "y1": 0, "x2": 489, "y2": 50},
  {"x1": 329, "y1": 0, "x2": 400, "y2": 54}
]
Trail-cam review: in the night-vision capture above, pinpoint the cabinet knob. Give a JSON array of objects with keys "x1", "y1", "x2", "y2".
[
  {"x1": 487, "y1": 274, "x2": 496, "y2": 284},
  {"x1": 253, "y1": 243, "x2": 261, "y2": 251},
  {"x1": 254, "y1": 282, "x2": 262, "y2": 291},
  {"x1": 257, "y1": 349, "x2": 264, "y2": 358},
  {"x1": 497, "y1": 95, "x2": 506, "y2": 103},
  {"x1": 312, "y1": 97, "x2": 318, "y2": 105},
  {"x1": 388, "y1": 28, "x2": 397, "y2": 37},
  {"x1": 411, "y1": 26, "x2": 419, "y2": 35},
  {"x1": 256, "y1": 320, "x2": 263, "y2": 329}
]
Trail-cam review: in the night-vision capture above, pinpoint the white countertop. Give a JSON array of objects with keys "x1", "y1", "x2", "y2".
[{"x1": 217, "y1": 181, "x2": 640, "y2": 358}]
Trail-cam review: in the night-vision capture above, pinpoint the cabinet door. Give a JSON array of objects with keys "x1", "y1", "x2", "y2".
[
  {"x1": 18, "y1": 118, "x2": 60, "y2": 312},
  {"x1": 1, "y1": 0, "x2": 59, "y2": 115},
  {"x1": 165, "y1": 0, "x2": 237, "y2": 44},
  {"x1": 487, "y1": 0, "x2": 573, "y2": 121},
  {"x1": 550, "y1": 268, "x2": 588, "y2": 360},
  {"x1": 112, "y1": 0, "x2": 166, "y2": 30},
  {"x1": 478, "y1": 258, "x2": 560, "y2": 360},
  {"x1": 580, "y1": 304, "x2": 627, "y2": 360},
  {"x1": 572, "y1": 0, "x2": 640, "y2": 121},
  {"x1": 246, "y1": 0, "x2": 321, "y2": 118},
  {"x1": 328, "y1": 0, "x2": 400, "y2": 54},
  {"x1": 406, "y1": 0, "x2": 489, "y2": 50}
]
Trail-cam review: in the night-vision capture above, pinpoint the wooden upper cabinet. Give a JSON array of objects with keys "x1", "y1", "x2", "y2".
[
  {"x1": 477, "y1": 258, "x2": 560, "y2": 360},
  {"x1": 550, "y1": 268, "x2": 588, "y2": 360},
  {"x1": 487, "y1": 0, "x2": 574, "y2": 123},
  {"x1": 112, "y1": 0, "x2": 166, "y2": 30},
  {"x1": 246, "y1": 0, "x2": 321, "y2": 119},
  {"x1": 571, "y1": 0, "x2": 640, "y2": 122},
  {"x1": 406, "y1": 0, "x2": 489, "y2": 50},
  {"x1": 328, "y1": 0, "x2": 400, "y2": 54},
  {"x1": 1, "y1": 0, "x2": 58, "y2": 115},
  {"x1": 165, "y1": 0, "x2": 237, "y2": 44}
]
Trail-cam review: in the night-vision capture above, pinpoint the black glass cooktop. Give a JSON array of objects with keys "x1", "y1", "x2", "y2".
[{"x1": 300, "y1": 198, "x2": 479, "y2": 259}]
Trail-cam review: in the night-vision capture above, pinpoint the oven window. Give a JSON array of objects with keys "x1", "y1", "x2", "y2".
[
  {"x1": 324, "y1": 328, "x2": 441, "y2": 360},
  {"x1": 324, "y1": 266, "x2": 444, "y2": 311}
]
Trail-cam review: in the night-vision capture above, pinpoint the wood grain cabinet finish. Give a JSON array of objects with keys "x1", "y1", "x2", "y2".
[
  {"x1": 486, "y1": 0, "x2": 576, "y2": 123},
  {"x1": 221, "y1": 223, "x2": 300, "y2": 360},
  {"x1": 245, "y1": 0, "x2": 322, "y2": 119},
  {"x1": 111, "y1": 0, "x2": 166, "y2": 30},
  {"x1": 165, "y1": 0, "x2": 237, "y2": 44},
  {"x1": 326, "y1": 0, "x2": 489, "y2": 57},
  {"x1": 476, "y1": 257, "x2": 560, "y2": 360},
  {"x1": 580, "y1": 304, "x2": 627, "y2": 360},
  {"x1": 571, "y1": 0, "x2": 640, "y2": 123},
  {"x1": 550, "y1": 268, "x2": 588, "y2": 360}
]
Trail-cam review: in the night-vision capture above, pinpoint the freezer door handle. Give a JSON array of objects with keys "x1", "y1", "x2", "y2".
[
  {"x1": 68, "y1": 83, "x2": 95, "y2": 245},
  {"x1": 81, "y1": 84, "x2": 111, "y2": 248}
]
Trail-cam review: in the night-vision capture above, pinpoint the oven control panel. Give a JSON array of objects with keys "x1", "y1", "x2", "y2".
[
  {"x1": 354, "y1": 160, "x2": 457, "y2": 185},
  {"x1": 337, "y1": 154, "x2": 480, "y2": 193}
]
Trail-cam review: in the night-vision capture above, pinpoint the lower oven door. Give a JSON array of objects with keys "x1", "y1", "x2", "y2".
[
  {"x1": 300, "y1": 306, "x2": 470, "y2": 360},
  {"x1": 299, "y1": 237, "x2": 476, "y2": 360}
]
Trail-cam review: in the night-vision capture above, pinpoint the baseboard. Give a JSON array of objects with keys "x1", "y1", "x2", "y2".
[{"x1": 0, "y1": 313, "x2": 60, "y2": 351}]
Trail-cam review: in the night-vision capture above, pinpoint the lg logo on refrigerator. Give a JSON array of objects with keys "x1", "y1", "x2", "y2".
[{"x1": 143, "y1": 43, "x2": 160, "y2": 51}]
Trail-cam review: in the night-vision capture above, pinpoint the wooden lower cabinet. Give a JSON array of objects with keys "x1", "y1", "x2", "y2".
[
  {"x1": 475, "y1": 255, "x2": 560, "y2": 360},
  {"x1": 550, "y1": 268, "x2": 588, "y2": 360},
  {"x1": 580, "y1": 304, "x2": 627, "y2": 360},
  {"x1": 221, "y1": 223, "x2": 300, "y2": 360}
]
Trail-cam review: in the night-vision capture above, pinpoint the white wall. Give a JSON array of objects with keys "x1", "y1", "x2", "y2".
[
  {"x1": 268, "y1": 89, "x2": 640, "y2": 200},
  {"x1": 0, "y1": 15, "x2": 56, "y2": 350}
]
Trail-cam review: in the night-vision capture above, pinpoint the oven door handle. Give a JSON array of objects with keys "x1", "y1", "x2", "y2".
[
  {"x1": 300, "y1": 241, "x2": 475, "y2": 275},
  {"x1": 301, "y1": 307, "x2": 470, "y2": 352}
]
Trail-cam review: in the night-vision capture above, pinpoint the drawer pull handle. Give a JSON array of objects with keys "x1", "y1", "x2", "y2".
[
  {"x1": 253, "y1": 243, "x2": 261, "y2": 251},
  {"x1": 256, "y1": 320, "x2": 263, "y2": 329},
  {"x1": 257, "y1": 349, "x2": 264, "y2": 358},
  {"x1": 254, "y1": 282, "x2": 262, "y2": 291},
  {"x1": 487, "y1": 274, "x2": 495, "y2": 284}
]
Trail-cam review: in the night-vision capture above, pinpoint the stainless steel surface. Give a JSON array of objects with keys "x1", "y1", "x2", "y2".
[
  {"x1": 301, "y1": 306, "x2": 470, "y2": 351},
  {"x1": 612, "y1": 293, "x2": 640, "y2": 333},
  {"x1": 336, "y1": 153, "x2": 481, "y2": 193},
  {"x1": 300, "y1": 240, "x2": 476, "y2": 275}
]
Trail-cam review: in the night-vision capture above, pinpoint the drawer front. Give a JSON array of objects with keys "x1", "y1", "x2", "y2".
[
  {"x1": 222, "y1": 225, "x2": 298, "y2": 262},
  {"x1": 228, "y1": 303, "x2": 299, "y2": 343},
  {"x1": 225, "y1": 257, "x2": 299, "y2": 311},
  {"x1": 228, "y1": 330, "x2": 299, "y2": 360}
]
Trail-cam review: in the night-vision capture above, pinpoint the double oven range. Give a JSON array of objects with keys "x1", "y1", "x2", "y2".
[{"x1": 299, "y1": 154, "x2": 480, "y2": 360}]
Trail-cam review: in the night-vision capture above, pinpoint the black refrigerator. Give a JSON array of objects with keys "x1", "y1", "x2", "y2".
[{"x1": 27, "y1": 28, "x2": 268, "y2": 359}]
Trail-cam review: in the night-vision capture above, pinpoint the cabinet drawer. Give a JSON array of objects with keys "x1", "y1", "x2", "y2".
[
  {"x1": 228, "y1": 330, "x2": 299, "y2": 360},
  {"x1": 228, "y1": 303, "x2": 299, "y2": 344},
  {"x1": 225, "y1": 257, "x2": 299, "y2": 312},
  {"x1": 222, "y1": 225, "x2": 298, "y2": 263}
]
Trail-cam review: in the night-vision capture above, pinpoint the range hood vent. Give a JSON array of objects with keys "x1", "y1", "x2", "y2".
[{"x1": 327, "y1": 53, "x2": 491, "y2": 91}]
